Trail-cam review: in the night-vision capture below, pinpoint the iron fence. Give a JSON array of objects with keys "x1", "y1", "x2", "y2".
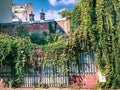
[{"x1": 0, "y1": 52, "x2": 97, "y2": 88}]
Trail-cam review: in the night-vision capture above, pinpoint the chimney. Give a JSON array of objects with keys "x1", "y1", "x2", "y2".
[
  {"x1": 40, "y1": 9, "x2": 45, "y2": 20},
  {"x1": 29, "y1": 11, "x2": 34, "y2": 22}
]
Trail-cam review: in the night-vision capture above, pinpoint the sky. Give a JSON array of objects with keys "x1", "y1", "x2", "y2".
[{"x1": 13, "y1": 0, "x2": 75, "y2": 20}]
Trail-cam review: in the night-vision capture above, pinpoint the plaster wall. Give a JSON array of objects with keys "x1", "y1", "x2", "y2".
[{"x1": 0, "y1": 0, "x2": 12, "y2": 23}]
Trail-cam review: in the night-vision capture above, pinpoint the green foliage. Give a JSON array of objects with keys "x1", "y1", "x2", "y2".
[
  {"x1": 48, "y1": 22, "x2": 57, "y2": 34},
  {"x1": 0, "y1": 21, "x2": 69, "y2": 88},
  {"x1": 95, "y1": 0, "x2": 120, "y2": 88},
  {"x1": 30, "y1": 33, "x2": 47, "y2": 45},
  {"x1": 70, "y1": 0, "x2": 120, "y2": 88},
  {"x1": 1, "y1": 0, "x2": 119, "y2": 88},
  {"x1": 37, "y1": 33, "x2": 69, "y2": 72},
  {"x1": 59, "y1": 9, "x2": 72, "y2": 19},
  {"x1": 0, "y1": 33, "x2": 37, "y2": 87},
  {"x1": 40, "y1": 36, "x2": 68, "y2": 52},
  {"x1": 71, "y1": 2, "x2": 81, "y2": 32},
  {"x1": 17, "y1": 26, "x2": 29, "y2": 37}
]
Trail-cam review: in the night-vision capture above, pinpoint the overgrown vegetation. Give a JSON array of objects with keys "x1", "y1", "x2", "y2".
[
  {"x1": 0, "y1": 0, "x2": 120, "y2": 88},
  {"x1": 0, "y1": 22, "x2": 68, "y2": 87},
  {"x1": 70, "y1": 0, "x2": 120, "y2": 88},
  {"x1": 30, "y1": 33, "x2": 47, "y2": 45},
  {"x1": 59, "y1": 9, "x2": 72, "y2": 19},
  {"x1": 0, "y1": 33, "x2": 38, "y2": 87}
]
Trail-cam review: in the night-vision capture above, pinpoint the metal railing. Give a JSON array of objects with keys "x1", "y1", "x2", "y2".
[{"x1": 0, "y1": 52, "x2": 97, "y2": 88}]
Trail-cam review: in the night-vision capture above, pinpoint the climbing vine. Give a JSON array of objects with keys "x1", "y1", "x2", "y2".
[
  {"x1": 0, "y1": 33, "x2": 38, "y2": 87},
  {"x1": 95, "y1": 0, "x2": 120, "y2": 88},
  {"x1": 0, "y1": 31, "x2": 69, "y2": 87},
  {"x1": 70, "y1": 0, "x2": 120, "y2": 88}
]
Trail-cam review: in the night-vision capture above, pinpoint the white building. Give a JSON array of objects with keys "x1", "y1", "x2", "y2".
[
  {"x1": 12, "y1": 3, "x2": 33, "y2": 22},
  {"x1": 0, "y1": 0, "x2": 12, "y2": 23}
]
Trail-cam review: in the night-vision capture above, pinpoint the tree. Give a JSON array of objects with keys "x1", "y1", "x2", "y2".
[{"x1": 59, "y1": 9, "x2": 72, "y2": 19}]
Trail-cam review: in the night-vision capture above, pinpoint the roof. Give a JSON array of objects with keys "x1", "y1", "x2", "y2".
[{"x1": 0, "y1": 18, "x2": 67, "y2": 26}]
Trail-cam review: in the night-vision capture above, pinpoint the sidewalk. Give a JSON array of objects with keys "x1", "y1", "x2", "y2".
[
  {"x1": 0, "y1": 88, "x2": 93, "y2": 90},
  {"x1": 0, "y1": 88, "x2": 120, "y2": 90}
]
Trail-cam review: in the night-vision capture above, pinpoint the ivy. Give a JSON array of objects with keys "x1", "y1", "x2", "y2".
[
  {"x1": 48, "y1": 22, "x2": 57, "y2": 34},
  {"x1": 70, "y1": 0, "x2": 120, "y2": 88},
  {"x1": 0, "y1": 0, "x2": 120, "y2": 88},
  {"x1": 0, "y1": 33, "x2": 38, "y2": 87},
  {"x1": 0, "y1": 32, "x2": 69, "y2": 87},
  {"x1": 95, "y1": 0, "x2": 120, "y2": 88}
]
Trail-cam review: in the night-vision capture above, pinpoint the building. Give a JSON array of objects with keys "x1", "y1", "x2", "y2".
[
  {"x1": 12, "y1": 3, "x2": 33, "y2": 22},
  {"x1": 0, "y1": 0, "x2": 12, "y2": 23}
]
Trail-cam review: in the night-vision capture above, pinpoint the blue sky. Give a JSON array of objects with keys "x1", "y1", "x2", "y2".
[{"x1": 13, "y1": 0, "x2": 75, "y2": 20}]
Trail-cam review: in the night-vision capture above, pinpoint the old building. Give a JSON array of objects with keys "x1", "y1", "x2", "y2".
[{"x1": 12, "y1": 3, "x2": 33, "y2": 22}]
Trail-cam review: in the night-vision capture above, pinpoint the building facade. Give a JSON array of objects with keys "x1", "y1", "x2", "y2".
[
  {"x1": 12, "y1": 3, "x2": 33, "y2": 22},
  {"x1": 0, "y1": 0, "x2": 12, "y2": 23}
]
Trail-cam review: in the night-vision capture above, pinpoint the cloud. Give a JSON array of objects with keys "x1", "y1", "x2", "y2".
[
  {"x1": 45, "y1": 8, "x2": 66, "y2": 20},
  {"x1": 49, "y1": 0, "x2": 57, "y2": 6},
  {"x1": 49, "y1": 0, "x2": 75, "y2": 6},
  {"x1": 34, "y1": 13, "x2": 40, "y2": 21},
  {"x1": 34, "y1": 9, "x2": 66, "y2": 20}
]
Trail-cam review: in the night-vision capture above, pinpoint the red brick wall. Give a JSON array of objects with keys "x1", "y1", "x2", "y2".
[
  {"x1": 0, "y1": 19, "x2": 70, "y2": 35},
  {"x1": 24, "y1": 23, "x2": 49, "y2": 34},
  {"x1": 69, "y1": 75, "x2": 98, "y2": 89}
]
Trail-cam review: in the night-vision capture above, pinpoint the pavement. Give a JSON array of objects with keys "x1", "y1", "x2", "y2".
[{"x1": 0, "y1": 88, "x2": 95, "y2": 90}]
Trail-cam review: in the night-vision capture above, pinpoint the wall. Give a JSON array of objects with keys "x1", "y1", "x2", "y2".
[
  {"x1": 69, "y1": 75, "x2": 98, "y2": 88},
  {"x1": 69, "y1": 51, "x2": 98, "y2": 89},
  {"x1": 0, "y1": 0, "x2": 12, "y2": 23},
  {"x1": 56, "y1": 19, "x2": 70, "y2": 35},
  {"x1": 0, "y1": 19, "x2": 70, "y2": 35},
  {"x1": 25, "y1": 22, "x2": 49, "y2": 34}
]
